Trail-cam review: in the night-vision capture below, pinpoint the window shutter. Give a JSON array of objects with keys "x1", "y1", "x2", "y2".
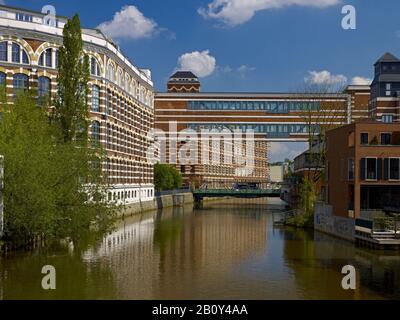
[
  {"x1": 360, "y1": 158, "x2": 366, "y2": 181},
  {"x1": 377, "y1": 158, "x2": 383, "y2": 180},
  {"x1": 384, "y1": 158, "x2": 389, "y2": 180}
]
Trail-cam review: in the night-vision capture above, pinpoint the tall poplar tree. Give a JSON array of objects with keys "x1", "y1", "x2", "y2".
[{"x1": 54, "y1": 14, "x2": 90, "y2": 143}]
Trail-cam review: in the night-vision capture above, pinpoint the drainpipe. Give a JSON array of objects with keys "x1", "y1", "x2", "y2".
[{"x1": 347, "y1": 94, "x2": 352, "y2": 124}]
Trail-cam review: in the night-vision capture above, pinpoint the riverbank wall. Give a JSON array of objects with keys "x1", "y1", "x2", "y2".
[
  {"x1": 119, "y1": 192, "x2": 195, "y2": 218},
  {"x1": 314, "y1": 202, "x2": 355, "y2": 242}
]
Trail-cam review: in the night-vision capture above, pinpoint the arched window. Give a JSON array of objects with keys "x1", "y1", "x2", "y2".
[
  {"x1": 90, "y1": 57, "x2": 100, "y2": 76},
  {"x1": 12, "y1": 43, "x2": 20, "y2": 63},
  {"x1": 118, "y1": 69, "x2": 123, "y2": 88},
  {"x1": 39, "y1": 48, "x2": 55, "y2": 68},
  {"x1": 11, "y1": 43, "x2": 29, "y2": 64},
  {"x1": 125, "y1": 74, "x2": 130, "y2": 92},
  {"x1": 91, "y1": 85, "x2": 100, "y2": 112},
  {"x1": 0, "y1": 42, "x2": 29, "y2": 64},
  {"x1": 91, "y1": 121, "x2": 100, "y2": 145},
  {"x1": 38, "y1": 76, "x2": 50, "y2": 97},
  {"x1": 13, "y1": 73, "x2": 29, "y2": 95},
  {"x1": 0, "y1": 42, "x2": 7, "y2": 61},
  {"x1": 107, "y1": 63, "x2": 115, "y2": 82}
]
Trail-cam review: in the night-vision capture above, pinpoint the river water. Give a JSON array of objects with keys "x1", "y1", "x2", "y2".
[{"x1": 0, "y1": 198, "x2": 399, "y2": 300}]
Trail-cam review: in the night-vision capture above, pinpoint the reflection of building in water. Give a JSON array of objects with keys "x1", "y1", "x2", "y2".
[
  {"x1": 82, "y1": 214, "x2": 160, "y2": 299},
  {"x1": 82, "y1": 201, "x2": 268, "y2": 299},
  {"x1": 154, "y1": 203, "x2": 268, "y2": 298}
]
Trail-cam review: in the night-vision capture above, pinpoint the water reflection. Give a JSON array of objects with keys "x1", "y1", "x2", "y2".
[{"x1": 0, "y1": 198, "x2": 400, "y2": 299}]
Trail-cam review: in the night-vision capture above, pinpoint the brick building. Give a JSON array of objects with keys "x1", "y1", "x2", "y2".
[{"x1": 0, "y1": 4, "x2": 155, "y2": 204}]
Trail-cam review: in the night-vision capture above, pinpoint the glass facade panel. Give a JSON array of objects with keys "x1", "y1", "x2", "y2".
[
  {"x1": 188, "y1": 123, "x2": 318, "y2": 138},
  {"x1": 187, "y1": 100, "x2": 321, "y2": 113}
]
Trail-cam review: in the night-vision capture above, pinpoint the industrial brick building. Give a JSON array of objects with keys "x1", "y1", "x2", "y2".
[
  {"x1": 155, "y1": 72, "x2": 370, "y2": 188},
  {"x1": 0, "y1": 4, "x2": 155, "y2": 204}
]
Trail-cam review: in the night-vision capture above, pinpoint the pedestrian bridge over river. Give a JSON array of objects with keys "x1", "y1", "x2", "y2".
[{"x1": 192, "y1": 188, "x2": 281, "y2": 202}]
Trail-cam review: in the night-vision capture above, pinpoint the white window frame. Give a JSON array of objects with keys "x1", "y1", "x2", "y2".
[{"x1": 388, "y1": 157, "x2": 400, "y2": 181}]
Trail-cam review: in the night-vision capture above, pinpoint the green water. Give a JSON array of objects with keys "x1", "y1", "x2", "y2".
[{"x1": 1, "y1": 198, "x2": 399, "y2": 299}]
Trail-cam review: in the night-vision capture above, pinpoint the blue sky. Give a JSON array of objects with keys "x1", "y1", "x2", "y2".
[{"x1": 4, "y1": 0, "x2": 400, "y2": 161}]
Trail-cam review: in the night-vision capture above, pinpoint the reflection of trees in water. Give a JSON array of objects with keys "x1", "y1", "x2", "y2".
[
  {"x1": 354, "y1": 249, "x2": 400, "y2": 299},
  {"x1": 0, "y1": 243, "x2": 118, "y2": 299},
  {"x1": 282, "y1": 227, "x2": 400, "y2": 299},
  {"x1": 281, "y1": 227, "x2": 365, "y2": 299}
]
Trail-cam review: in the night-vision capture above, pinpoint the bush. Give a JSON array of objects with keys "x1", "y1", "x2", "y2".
[
  {"x1": 154, "y1": 163, "x2": 183, "y2": 191},
  {"x1": 0, "y1": 92, "x2": 116, "y2": 244}
]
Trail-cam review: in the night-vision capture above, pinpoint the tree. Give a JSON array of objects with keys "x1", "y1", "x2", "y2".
[
  {"x1": 0, "y1": 91, "x2": 116, "y2": 244},
  {"x1": 53, "y1": 14, "x2": 90, "y2": 144},
  {"x1": 0, "y1": 14, "x2": 116, "y2": 246},
  {"x1": 297, "y1": 82, "x2": 349, "y2": 185},
  {"x1": 154, "y1": 163, "x2": 183, "y2": 191},
  {"x1": 0, "y1": 93, "x2": 59, "y2": 241},
  {"x1": 50, "y1": 13, "x2": 115, "y2": 242}
]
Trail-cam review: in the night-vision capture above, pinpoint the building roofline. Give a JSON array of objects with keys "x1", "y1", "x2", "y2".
[
  {"x1": 155, "y1": 92, "x2": 349, "y2": 99},
  {"x1": 0, "y1": 4, "x2": 69, "y2": 20},
  {"x1": 345, "y1": 85, "x2": 371, "y2": 91}
]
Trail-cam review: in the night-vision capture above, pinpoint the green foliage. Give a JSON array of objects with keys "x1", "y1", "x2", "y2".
[
  {"x1": 285, "y1": 177, "x2": 316, "y2": 228},
  {"x1": 0, "y1": 92, "x2": 116, "y2": 243},
  {"x1": 285, "y1": 212, "x2": 314, "y2": 228},
  {"x1": 154, "y1": 163, "x2": 183, "y2": 191},
  {"x1": 370, "y1": 136, "x2": 379, "y2": 145},
  {"x1": 299, "y1": 177, "x2": 316, "y2": 216},
  {"x1": 0, "y1": 93, "x2": 59, "y2": 240},
  {"x1": 53, "y1": 14, "x2": 90, "y2": 144},
  {"x1": 0, "y1": 14, "x2": 117, "y2": 246}
]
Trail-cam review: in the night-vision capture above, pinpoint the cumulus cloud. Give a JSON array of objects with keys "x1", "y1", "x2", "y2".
[
  {"x1": 97, "y1": 6, "x2": 159, "y2": 40},
  {"x1": 351, "y1": 76, "x2": 372, "y2": 85},
  {"x1": 305, "y1": 70, "x2": 347, "y2": 86},
  {"x1": 198, "y1": 0, "x2": 339, "y2": 26},
  {"x1": 177, "y1": 50, "x2": 217, "y2": 77}
]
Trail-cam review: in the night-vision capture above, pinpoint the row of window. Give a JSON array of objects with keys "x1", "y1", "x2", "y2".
[
  {"x1": 382, "y1": 115, "x2": 394, "y2": 123},
  {"x1": 359, "y1": 158, "x2": 400, "y2": 181},
  {"x1": 0, "y1": 42, "x2": 29, "y2": 64},
  {"x1": 0, "y1": 73, "x2": 101, "y2": 103},
  {"x1": 107, "y1": 189, "x2": 153, "y2": 202},
  {"x1": 187, "y1": 100, "x2": 322, "y2": 113},
  {"x1": 188, "y1": 123, "x2": 319, "y2": 136},
  {"x1": 0, "y1": 42, "x2": 101, "y2": 78},
  {"x1": 106, "y1": 63, "x2": 152, "y2": 106},
  {"x1": 16, "y1": 12, "x2": 33, "y2": 22},
  {"x1": 0, "y1": 72, "x2": 50, "y2": 97},
  {"x1": 360, "y1": 132, "x2": 398, "y2": 145},
  {"x1": 0, "y1": 41, "x2": 151, "y2": 106}
]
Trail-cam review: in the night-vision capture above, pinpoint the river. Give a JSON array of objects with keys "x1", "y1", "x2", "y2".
[{"x1": 0, "y1": 198, "x2": 399, "y2": 300}]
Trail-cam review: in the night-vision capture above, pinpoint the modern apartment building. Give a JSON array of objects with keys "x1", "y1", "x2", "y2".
[
  {"x1": 325, "y1": 121, "x2": 400, "y2": 219},
  {"x1": 0, "y1": 5, "x2": 155, "y2": 204},
  {"x1": 370, "y1": 52, "x2": 400, "y2": 123}
]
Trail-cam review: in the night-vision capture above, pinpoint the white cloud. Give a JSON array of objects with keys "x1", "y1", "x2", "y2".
[
  {"x1": 351, "y1": 76, "x2": 372, "y2": 85},
  {"x1": 177, "y1": 50, "x2": 217, "y2": 77},
  {"x1": 237, "y1": 65, "x2": 256, "y2": 73},
  {"x1": 97, "y1": 6, "x2": 159, "y2": 40},
  {"x1": 305, "y1": 70, "x2": 347, "y2": 86},
  {"x1": 198, "y1": 0, "x2": 339, "y2": 26}
]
